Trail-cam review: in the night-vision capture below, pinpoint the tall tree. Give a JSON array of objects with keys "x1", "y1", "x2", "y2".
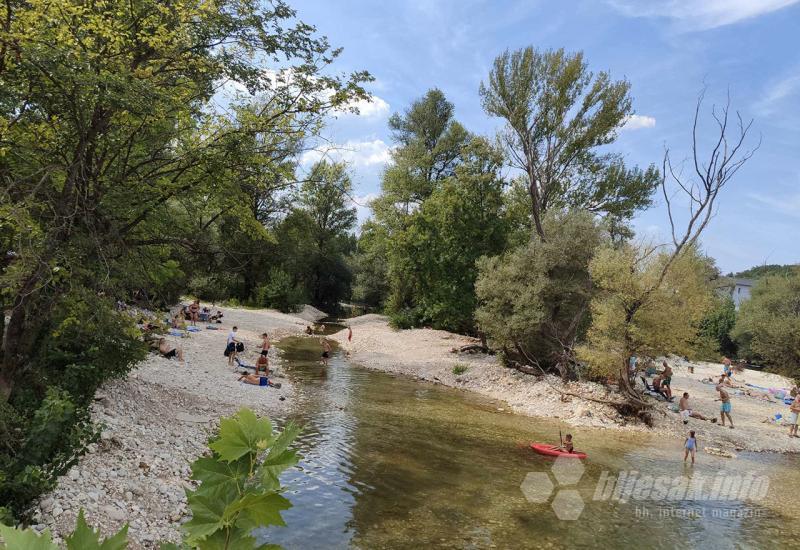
[
  {"x1": 297, "y1": 161, "x2": 357, "y2": 309},
  {"x1": 0, "y1": 0, "x2": 369, "y2": 398},
  {"x1": 479, "y1": 47, "x2": 658, "y2": 239},
  {"x1": 579, "y1": 90, "x2": 758, "y2": 409},
  {"x1": 400, "y1": 137, "x2": 508, "y2": 332},
  {"x1": 372, "y1": 89, "x2": 470, "y2": 222},
  {"x1": 371, "y1": 89, "x2": 472, "y2": 315}
]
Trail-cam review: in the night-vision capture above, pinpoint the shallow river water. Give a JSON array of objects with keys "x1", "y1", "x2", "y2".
[{"x1": 257, "y1": 336, "x2": 800, "y2": 549}]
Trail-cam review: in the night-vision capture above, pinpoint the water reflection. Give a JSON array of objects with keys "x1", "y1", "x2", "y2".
[{"x1": 258, "y1": 337, "x2": 800, "y2": 549}]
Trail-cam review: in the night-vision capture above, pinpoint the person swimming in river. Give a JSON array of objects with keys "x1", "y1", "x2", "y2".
[
  {"x1": 321, "y1": 338, "x2": 331, "y2": 366},
  {"x1": 557, "y1": 434, "x2": 574, "y2": 453}
]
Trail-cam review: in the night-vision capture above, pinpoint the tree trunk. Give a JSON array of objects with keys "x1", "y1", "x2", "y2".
[{"x1": 1, "y1": 265, "x2": 47, "y2": 400}]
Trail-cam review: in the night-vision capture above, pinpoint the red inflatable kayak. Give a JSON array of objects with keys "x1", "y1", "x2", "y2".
[{"x1": 530, "y1": 443, "x2": 587, "y2": 459}]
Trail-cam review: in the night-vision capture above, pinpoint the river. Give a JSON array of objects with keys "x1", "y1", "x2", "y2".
[{"x1": 256, "y1": 335, "x2": 800, "y2": 549}]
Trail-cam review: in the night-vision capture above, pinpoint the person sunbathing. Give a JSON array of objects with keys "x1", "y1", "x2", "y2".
[
  {"x1": 237, "y1": 372, "x2": 281, "y2": 388},
  {"x1": 153, "y1": 338, "x2": 184, "y2": 362}
]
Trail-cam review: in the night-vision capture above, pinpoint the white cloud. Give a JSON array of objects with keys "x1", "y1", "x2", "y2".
[
  {"x1": 214, "y1": 70, "x2": 389, "y2": 121},
  {"x1": 606, "y1": 0, "x2": 800, "y2": 30},
  {"x1": 300, "y1": 139, "x2": 393, "y2": 168},
  {"x1": 622, "y1": 114, "x2": 657, "y2": 130},
  {"x1": 754, "y1": 70, "x2": 800, "y2": 116},
  {"x1": 339, "y1": 96, "x2": 390, "y2": 119},
  {"x1": 747, "y1": 191, "x2": 800, "y2": 218}
]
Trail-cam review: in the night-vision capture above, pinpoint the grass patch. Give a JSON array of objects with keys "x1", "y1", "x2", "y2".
[{"x1": 452, "y1": 364, "x2": 468, "y2": 375}]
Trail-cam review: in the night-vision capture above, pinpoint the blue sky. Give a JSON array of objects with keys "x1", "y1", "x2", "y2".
[{"x1": 292, "y1": 0, "x2": 800, "y2": 274}]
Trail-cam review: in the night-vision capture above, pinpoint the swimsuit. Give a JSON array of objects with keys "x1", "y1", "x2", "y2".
[
  {"x1": 685, "y1": 437, "x2": 696, "y2": 450},
  {"x1": 164, "y1": 349, "x2": 177, "y2": 359},
  {"x1": 720, "y1": 401, "x2": 731, "y2": 413},
  {"x1": 322, "y1": 351, "x2": 330, "y2": 358}
]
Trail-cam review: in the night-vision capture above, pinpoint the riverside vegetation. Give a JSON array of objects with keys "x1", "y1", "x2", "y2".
[
  {"x1": 1, "y1": 0, "x2": 798, "y2": 539},
  {"x1": 0, "y1": 408, "x2": 300, "y2": 549}
]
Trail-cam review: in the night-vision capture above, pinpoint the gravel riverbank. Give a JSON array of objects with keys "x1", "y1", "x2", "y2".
[
  {"x1": 31, "y1": 305, "x2": 308, "y2": 548},
  {"x1": 331, "y1": 314, "x2": 800, "y2": 454}
]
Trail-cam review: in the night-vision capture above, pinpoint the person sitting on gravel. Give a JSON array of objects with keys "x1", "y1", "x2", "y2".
[
  {"x1": 255, "y1": 354, "x2": 269, "y2": 377},
  {"x1": 678, "y1": 392, "x2": 713, "y2": 423},
  {"x1": 652, "y1": 375, "x2": 672, "y2": 401},
  {"x1": 153, "y1": 338, "x2": 184, "y2": 362}
]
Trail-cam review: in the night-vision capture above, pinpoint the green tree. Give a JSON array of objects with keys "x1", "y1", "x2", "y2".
[
  {"x1": 697, "y1": 296, "x2": 738, "y2": 358},
  {"x1": 374, "y1": 88, "x2": 470, "y2": 219},
  {"x1": 475, "y1": 211, "x2": 604, "y2": 375},
  {"x1": 296, "y1": 161, "x2": 358, "y2": 310},
  {"x1": 732, "y1": 270, "x2": 800, "y2": 376},
  {"x1": 350, "y1": 220, "x2": 390, "y2": 309},
  {"x1": 578, "y1": 245, "x2": 715, "y2": 380},
  {"x1": 0, "y1": 0, "x2": 370, "y2": 397},
  {"x1": 369, "y1": 90, "x2": 473, "y2": 317},
  {"x1": 479, "y1": 46, "x2": 658, "y2": 239},
  {"x1": 395, "y1": 137, "x2": 508, "y2": 332},
  {"x1": 578, "y1": 90, "x2": 757, "y2": 406}
]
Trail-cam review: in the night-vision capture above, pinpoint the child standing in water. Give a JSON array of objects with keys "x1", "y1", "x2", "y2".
[
  {"x1": 684, "y1": 430, "x2": 697, "y2": 464},
  {"x1": 321, "y1": 338, "x2": 331, "y2": 366}
]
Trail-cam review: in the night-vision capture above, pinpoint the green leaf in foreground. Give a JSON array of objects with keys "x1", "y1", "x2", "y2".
[
  {"x1": 185, "y1": 408, "x2": 301, "y2": 547},
  {"x1": 0, "y1": 524, "x2": 59, "y2": 550},
  {"x1": 65, "y1": 510, "x2": 128, "y2": 550},
  {"x1": 210, "y1": 409, "x2": 274, "y2": 462},
  {"x1": 183, "y1": 483, "x2": 239, "y2": 544},
  {"x1": 190, "y1": 456, "x2": 250, "y2": 489}
]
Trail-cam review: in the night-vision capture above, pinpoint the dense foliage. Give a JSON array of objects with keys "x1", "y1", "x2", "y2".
[
  {"x1": 475, "y1": 211, "x2": 604, "y2": 375},
  {"x1": 0, "y1": 408, "x2": 300, "y2": 549},
  {"x1": 729, "y1": 264, "x2": 798, "y2": 279},
  {"x1": 357, "y1": 49, "x2": 659, "y2": 337},
  {"x1": 578, "y1": 246, "x2": 715, "y2": 379},
  {"x1": 697, "y1": 296, "x2": 738, "y2": 358},
  {"x1": 732, "y1": 270, "x2": 800, "y2": 377},
  {"x1": 0, "y1": 0, "x2": 367, "y2": 521}
]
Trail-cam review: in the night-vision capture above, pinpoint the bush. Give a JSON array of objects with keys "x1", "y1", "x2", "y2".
[
  {"x1": 696, "y1": 296, "x2": 737, "y2": 358},
  {"x1": 0, "y1": 408, "x2": 301, "y2": 549},
  {"x1": 0, "y1": 292, "x2": 146, "y2": 521},
  {"x1": 0, "y1": 390, "x2": 98, "y2": 523},
  {"x1": 254, "y1": 268, "x2": 306, "y2": 313},
  {"x1": 34, "y1": 291, "x2": 147, "y2": 405},
  {"x1": 388, "y1": 307, "x2": 424, "y2": 329},
  {"x1": 732, "y1": 270, "x2": 800, "y2": 376},
  {"x1": 452, "y1": 364, "x2": 468, "y2": 375},
  {"x1": 475, "y1": 211, "x2": 604, "y2": 370},
  {"x1": 188, "y1": 273, "x2": 241, "y2": 304}
]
